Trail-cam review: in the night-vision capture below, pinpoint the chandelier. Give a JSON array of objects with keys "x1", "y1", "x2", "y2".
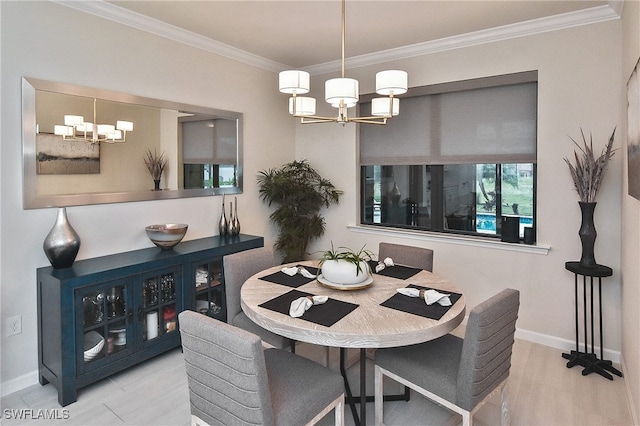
[
  {"x1": 54, "y1": 98, "x2": 134, "y2": 144},
  {"x1": 278, "y1": 0, "x2": 407, "y2": 125}
]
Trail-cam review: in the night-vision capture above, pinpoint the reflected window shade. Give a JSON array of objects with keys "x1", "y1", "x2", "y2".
[
  {"x1": 182, "y1": 121, "x2": 215, "y2": 164},
  {"x1": 214, "y1": 119, "x2": 238, "y2": 165},
  {"x1": 182, "y1": 119, "x2": 237, "y2": 165},
  {"x1": 360, "y1": 81, "x2": 537, "y2": 166}
]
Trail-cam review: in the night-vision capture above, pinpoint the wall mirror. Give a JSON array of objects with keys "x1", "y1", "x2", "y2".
[{"x1": 22, "y1": 77, "x2": 243, "y2": 209}]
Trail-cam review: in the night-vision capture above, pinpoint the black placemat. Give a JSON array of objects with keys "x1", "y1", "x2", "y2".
[
  {"x1": 258, "y1": 265, "x2": 319, "y2": 288},
  {"x1": 380, "y1": 284, "x2": 462, "y2": 320},
  {"x1": 368, "y1": 261, "x2": 422, "y2": 280},
  {"x1": 258, "y1": 289, "x2": 358, "y2": 327}
]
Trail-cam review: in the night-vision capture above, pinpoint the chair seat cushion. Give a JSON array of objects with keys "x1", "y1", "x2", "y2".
[
  {"x1": 375, "y1": 333, "x2": 463, "y2": 404},
  {"x1": 264, "y1": 348, "x2": 344, "y2": 425},
  {"x1": 232, "y1": 312, "x2": 291, "y2": 349}
]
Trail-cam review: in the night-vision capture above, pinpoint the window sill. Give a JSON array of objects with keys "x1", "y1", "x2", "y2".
[{"x1": 347, "y1": 224, "x2": 550, "y2": 255}]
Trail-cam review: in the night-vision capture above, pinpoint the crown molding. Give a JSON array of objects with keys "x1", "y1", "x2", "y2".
[
  {"x1": 305, "y1": 2, "x2": 623, "y2": 75},
  {"x1": 50, "y1": 0, "x2": 288, "y2": 73},
  {"x1": 52, "y1": 0, "x2": 622, "y2": 75}
]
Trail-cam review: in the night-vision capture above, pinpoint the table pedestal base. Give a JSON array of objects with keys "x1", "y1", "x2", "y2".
[{"x1": 340, "y1": 348, "x2": 410, "y2": 426}]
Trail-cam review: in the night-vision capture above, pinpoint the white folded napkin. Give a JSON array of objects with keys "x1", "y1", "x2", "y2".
[
  {"x1": 396, "y1": 288, "x2": 452, "y2": 306},
  {"x1": 289, "y1": 295, "x2": 329, "y2": 318},
  {"x1": 375, "y1": 257, "x2": 395, "y2": 273},
  {"x1": 281, "y1": 266, "x2": 316, "y2": 279}
]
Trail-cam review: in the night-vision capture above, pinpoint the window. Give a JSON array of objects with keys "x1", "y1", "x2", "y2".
[{"x1": 359, "y1": 72, "x2": 537, "y2": 241}]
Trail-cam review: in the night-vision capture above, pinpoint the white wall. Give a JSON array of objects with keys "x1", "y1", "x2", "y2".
[
  {"x1": 298, "y1": 21, "x2": 626, "y2": 361},
  {"x1": 0, "y1": 1, "x2": 291, "y2": 394},
  {"x1": 620, "y1": 0, "x2": 640, "y2": 422}
]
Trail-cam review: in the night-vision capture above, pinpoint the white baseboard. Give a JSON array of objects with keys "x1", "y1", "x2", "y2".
[
  {"x1": 1, "y1": 370, "x2": 39, "y2": 398},
  {"x1": 515, "y1": 327, "x2": 621, "y2": 364}
]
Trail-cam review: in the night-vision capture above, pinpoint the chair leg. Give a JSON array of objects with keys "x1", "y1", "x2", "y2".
[
  {"x1": 462, "y1": 411, "x2": 472, "y2": 426},
  {"x1": 335, "y1": 394, "x2": 345, "y2": 426},
  {"x1": 501, "y1": 383, "x2": 509, "y2": 426},
  {"x1": 374, "y1": 365, "x2": 384, "y2": 426}
]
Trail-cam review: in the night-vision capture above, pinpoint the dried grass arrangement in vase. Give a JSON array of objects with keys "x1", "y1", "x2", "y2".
[
  {"x1": 144, "y1": 149, "x2": 168, "y2": 191},
  {"x1": 564, "y1": 128, "x2": 616, "y2": 267}
]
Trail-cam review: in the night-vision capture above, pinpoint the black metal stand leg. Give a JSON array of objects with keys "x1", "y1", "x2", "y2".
[
  {"x1": 581, "y1": 278, "x2": 622, "y2": 380},
  {"x1": 563, "y1": 274, "x2": 594, "y2": 368}
]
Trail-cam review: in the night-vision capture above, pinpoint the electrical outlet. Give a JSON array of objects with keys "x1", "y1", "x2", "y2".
[{"x1": 6, "y1": 315, "x2": 22, "y2": 336}]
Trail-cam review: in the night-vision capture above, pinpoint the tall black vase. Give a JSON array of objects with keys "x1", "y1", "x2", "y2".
[{"x1": 578, "y1": 201, "x2": 597, "y2": 268}]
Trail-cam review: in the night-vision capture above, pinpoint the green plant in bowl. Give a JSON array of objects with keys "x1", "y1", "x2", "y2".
[{"x1": 318, "y1": 243, "x2": 374, "y2": 283}]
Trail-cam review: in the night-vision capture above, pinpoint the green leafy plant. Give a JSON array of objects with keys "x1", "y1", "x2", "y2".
[
  {"x1": 257, "y1": 160, "x2": 343, "y2": 262},
  {"x1": 564, "y1": 128, "x2": 616, "y2": 203},
  {"x1": 318, "y1": 242, "x2": 374, "y2": 276}
]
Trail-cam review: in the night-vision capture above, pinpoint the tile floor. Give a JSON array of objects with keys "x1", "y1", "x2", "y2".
[{"x1": 0, "y1": 335, "x2": 634, "y2": 425}]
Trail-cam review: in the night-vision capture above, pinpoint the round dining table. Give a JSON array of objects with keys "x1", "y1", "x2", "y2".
[{"x1": 241, "y1": 260, "x2": 466, "y2": 425}]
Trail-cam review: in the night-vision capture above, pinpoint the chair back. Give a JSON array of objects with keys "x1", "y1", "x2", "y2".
[
  {"x1": 378, "y1": 242, "x2": 434, "y2": 271},
  {"x1": 224, "y1": 246, "x2": 279, "y2": 320},
  {"x1": 455, "y1": 288, "x2": 519, "y2": 411},
  {"x1": 178, "y1": 310, "x2": 274, "y2": 426}
]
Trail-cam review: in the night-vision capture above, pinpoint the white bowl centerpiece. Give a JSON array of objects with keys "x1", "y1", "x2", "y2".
[{"x1": 319, "y1": 243, "x2": 374, "y2": 285}]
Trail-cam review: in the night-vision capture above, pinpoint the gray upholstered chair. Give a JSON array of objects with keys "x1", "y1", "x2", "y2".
[
  {"x1": 374, "y1": 288, "x2": 520, "y2": 426},
  {"x1": 223, "y1": 246, "x2": 291, "y2": 350},
  {"x1": 179, "y1": 311, "x2": 344, "y2": 426},
  {"x1": 378, "y1": 242, "x2": 434, "y2": 272}
]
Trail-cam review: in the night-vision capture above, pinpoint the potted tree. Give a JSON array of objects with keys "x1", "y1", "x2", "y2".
[
  {"x1": 257, "y1": 160, "x2": 342, "y2": 262},
  {"x1": 318, "y1": 243, "x2": 374, "y2": 285}
]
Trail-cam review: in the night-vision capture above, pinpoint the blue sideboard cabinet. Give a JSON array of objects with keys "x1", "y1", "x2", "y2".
[{"x1": 37, "y1": 234, "x2": 263, "y2": 406}]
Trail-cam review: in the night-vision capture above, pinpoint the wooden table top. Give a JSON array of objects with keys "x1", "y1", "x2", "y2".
[{"x1": 240, "y1": 261, "x2": 466, "y2": 349}]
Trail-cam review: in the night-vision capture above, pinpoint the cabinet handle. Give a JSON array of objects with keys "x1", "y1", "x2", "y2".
[
  {"x1": 127, "y1": 307, "x2": 134, "y2": 323},
  {"x1": 137, "y1": 306, "x2": 144, "y2": 322}
]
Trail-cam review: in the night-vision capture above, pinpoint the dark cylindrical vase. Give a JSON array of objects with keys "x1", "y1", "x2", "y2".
[
  {"x1": 43, "y1": 207, "x2": 81, "y2": 269},
  {"x1": 578, "y1": 201, "x2": 597, "y2": 268}
]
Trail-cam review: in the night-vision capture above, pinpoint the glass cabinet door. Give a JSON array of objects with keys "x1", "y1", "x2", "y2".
[
  {"x1": 79, "y1": 281, "x2": 131, "y2": 372},
  {"x1": 140, "y1": 267, "x2": 180, "y2": 343},
  {"x1": 193, "y1": 260, "x2": 225, "y2": 321}
]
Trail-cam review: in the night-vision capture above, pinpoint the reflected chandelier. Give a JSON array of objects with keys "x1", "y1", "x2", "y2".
[
  {"x1": 278, "y1": 0, "x2": 407, "y2": 125},
  {"x1": 54, "y1": 98, "x2": 134, "y2": 144}
]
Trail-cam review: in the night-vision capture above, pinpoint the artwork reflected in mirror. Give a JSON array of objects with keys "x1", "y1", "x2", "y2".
[{"x1": 23, "y1": 77, "x2": 243, "y2": 209}]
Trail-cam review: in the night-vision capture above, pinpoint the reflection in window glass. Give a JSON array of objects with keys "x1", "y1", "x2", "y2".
[
  {"x1": 361, "y1": 163, "x2": 535, "y2": 240},
  {"x1": 184, "y1": 164, "x2": 237, "y2": 189}
]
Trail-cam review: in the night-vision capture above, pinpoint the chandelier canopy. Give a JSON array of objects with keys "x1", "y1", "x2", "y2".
[
  {"x1": 54, "y1": 98, "x2": 133, "y2": 144},
  {"x1": 278, "y1": 0, "x2": 407, "y2": 125}
]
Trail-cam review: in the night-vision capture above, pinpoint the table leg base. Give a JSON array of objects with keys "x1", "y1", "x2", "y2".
[{"x1": 340, "y1": 348, "x2": 411, "y2": 425}]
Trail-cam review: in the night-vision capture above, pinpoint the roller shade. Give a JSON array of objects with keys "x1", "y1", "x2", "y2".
[
  {"x1": 360, "y1": 81, "x2": 537, "y2": 166},
  {"x1": 182, "y1": 119, "x2": 237, "y2": 165}
]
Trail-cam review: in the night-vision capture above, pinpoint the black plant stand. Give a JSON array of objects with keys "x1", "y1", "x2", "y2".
[{"x1": 563, "y1": 261, "x2": 622, "y2": 380}]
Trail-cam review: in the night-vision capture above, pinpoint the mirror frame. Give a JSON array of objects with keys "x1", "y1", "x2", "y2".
[{"x1": 22, "y1": 77, "x2": 243, "y2": 209}]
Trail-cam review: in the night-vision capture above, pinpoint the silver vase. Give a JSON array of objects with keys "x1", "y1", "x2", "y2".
[
  {"x1": 232, "y1": 196, "x2": 240, "y2": 235},
  {"x1": 218, "y1": 194, "x2": 228, "y2": 236},
  {"x1": 228, "y1": 197, "x2": 240, "y2": 236},
  {"x1": 43, "y1": 207, "x2": 81, "y2": 269}
]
